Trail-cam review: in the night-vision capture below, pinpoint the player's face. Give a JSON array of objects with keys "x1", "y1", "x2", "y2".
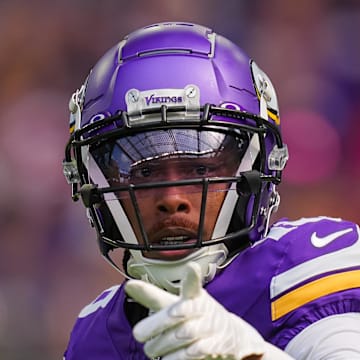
[{"x1": 121, "y1": 154, "x2": 238, "y2": 260}]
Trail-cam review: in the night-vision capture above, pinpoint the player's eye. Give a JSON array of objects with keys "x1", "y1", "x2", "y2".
[
  {"x1": 195, "y1": 165, "x2": 207, "y2": 176},
  {"x1": 130, "y1": 166, "x2": 153, "y2": 181},
  {"x1": 186, "y1": 164, "x2": 217, "y2": 178},
  {"x1": 140, "y1": 167, "x2": 151, "y2": 177}
]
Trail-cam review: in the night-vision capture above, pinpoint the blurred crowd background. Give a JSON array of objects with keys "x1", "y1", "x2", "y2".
[{"x1": 0, "y1": 0, "x2": 359, "y2": 358}]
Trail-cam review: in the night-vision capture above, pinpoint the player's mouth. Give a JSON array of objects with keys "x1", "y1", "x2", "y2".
[
  {"x1": 144, "y1": 227, "x2": 199, "y2": 260},
  {"x1": 151, "y1": 227, "x2": 198, "y2": 246},
  {"x1": 159, "y1": 235, "x2": 193, "y2": 245}
]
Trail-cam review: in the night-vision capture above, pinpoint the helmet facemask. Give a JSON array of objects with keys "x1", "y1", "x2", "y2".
[{"x1": 89, "y1": 127, "x2": 249, "y2": 250}]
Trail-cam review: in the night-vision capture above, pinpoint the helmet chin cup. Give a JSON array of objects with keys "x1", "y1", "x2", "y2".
[{"x1": 127, "y1": 244, "x2": 229, "y2": 294}]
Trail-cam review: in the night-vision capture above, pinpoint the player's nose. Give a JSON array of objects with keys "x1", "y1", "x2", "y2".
[{"x1": 155, "y1": 191, "x2": 192, "y2": 214}]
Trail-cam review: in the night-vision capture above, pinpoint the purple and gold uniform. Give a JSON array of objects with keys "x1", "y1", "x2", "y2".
[{"x1": 64, "y1": 216, "x2": 360, "y2": 359}]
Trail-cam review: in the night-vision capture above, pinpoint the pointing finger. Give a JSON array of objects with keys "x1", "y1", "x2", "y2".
[
  {"x1": 125, "y1": 279, "x2": 178, "y2": 311},
  {"x1": 181, "y1": 262, "x2": 202, "y2": 300}
]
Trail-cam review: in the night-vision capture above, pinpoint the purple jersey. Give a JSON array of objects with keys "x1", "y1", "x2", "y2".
[{"x1": 64, "y1": 216, "x2": 360, "y2": 359}]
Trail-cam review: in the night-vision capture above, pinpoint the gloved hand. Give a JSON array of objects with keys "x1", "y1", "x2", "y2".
[{"x1": 125, "y1": 262, "x2": 292, "y2": 360}]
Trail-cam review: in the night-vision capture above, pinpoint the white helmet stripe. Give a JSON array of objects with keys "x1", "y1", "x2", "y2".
[
  {"x1": 212, "y1": 134, "x2": 260, "y2": 239},
  {"x1": 83, "y1": 149, "x2": 138, "y2": 245}
]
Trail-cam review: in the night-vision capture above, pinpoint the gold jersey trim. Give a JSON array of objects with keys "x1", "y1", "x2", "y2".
[{"x1": 271, "y1": 269, "x2": 360, "y2": 321}]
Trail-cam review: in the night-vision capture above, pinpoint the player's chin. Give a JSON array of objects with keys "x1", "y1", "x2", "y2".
[{"x1": 142, "y1": 248, "x2": 198, "y2": 261}]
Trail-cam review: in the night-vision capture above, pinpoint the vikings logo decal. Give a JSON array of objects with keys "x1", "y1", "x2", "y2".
[{"x1": 251, "y1": 61, "x2": 280, "y2": 125}]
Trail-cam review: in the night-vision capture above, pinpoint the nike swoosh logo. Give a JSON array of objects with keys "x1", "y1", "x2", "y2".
[{"x1": 311, "y1": 228, "x2": 353, "y2": 248}]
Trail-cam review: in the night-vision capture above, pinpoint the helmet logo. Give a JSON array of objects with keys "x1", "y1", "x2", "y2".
[
  {"x1": 251, "y1": 61, "x2": 280, "y2": 125},
  {"x1": 144, "y1": 93, "x2": 183, "y2": 106},
  {"x1": 125, "y1": 85, "x2": 201, "y2": 124}
]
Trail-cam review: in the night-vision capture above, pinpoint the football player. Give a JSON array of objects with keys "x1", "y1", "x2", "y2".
[{"x1": 63, "y1": 22, "x2": 360, "y2": 359}]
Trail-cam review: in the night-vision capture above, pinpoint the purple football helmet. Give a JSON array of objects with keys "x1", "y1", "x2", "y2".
[{"x1": 63, "y1": 22, "x2": 288, "y2": 292}]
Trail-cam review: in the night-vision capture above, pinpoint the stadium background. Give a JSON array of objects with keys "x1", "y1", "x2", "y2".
[{"x1": 0, "y1": 0, "x2": 359, "y2": 358}]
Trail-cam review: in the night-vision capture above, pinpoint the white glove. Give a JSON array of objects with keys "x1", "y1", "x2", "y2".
[{"x1": 125, "y1": 262, "x2": 293, "y2": 360}]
